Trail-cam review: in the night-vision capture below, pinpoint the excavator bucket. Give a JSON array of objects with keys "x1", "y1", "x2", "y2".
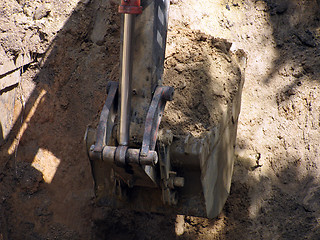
[{"x1": 85, "y1": 0, "x2": 246, "y2": 218}]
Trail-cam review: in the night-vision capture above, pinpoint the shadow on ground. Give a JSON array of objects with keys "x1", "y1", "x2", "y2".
[
  {"x1": 175, "y1": 1, "x2": 320, "y2": 239},
  {"x1": 0, "y1": 0, "x2": 319, "y2": 239},
  {"x1": 0, "y1": 0, "x2": 121, "y2": 238}
]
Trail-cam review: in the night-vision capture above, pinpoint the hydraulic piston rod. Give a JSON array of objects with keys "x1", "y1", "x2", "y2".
[
  {"x1": 119, "y1": 13, "x2": 134, "y2": 146},
  {"x1": 118, "y1": 0, "x2": 142, "y2": 146}
]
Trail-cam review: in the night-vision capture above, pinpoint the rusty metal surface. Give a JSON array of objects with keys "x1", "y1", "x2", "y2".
[
  {"x1": 102, "y1": 146, "x2": 116, "y2": 163},
  {"x1": 141, "y1": 86, "x2": 173, "y2": 156},
  {"x1": 129, "y1": 0, "x2": 170, "y2": 144},
  {"x1": 99, "y1": 146, "x2": 158, "y2": 166},
  {"x1": 115, "y1": 145, "x2": 128, "y2": 167},
  {"x1": 93, "y1": 81, "x2": 118, "y2": 152}
]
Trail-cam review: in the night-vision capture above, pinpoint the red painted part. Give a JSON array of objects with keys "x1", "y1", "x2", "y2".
[{"x1": 119, "y1": 0, "x2": 143, "y2": 14}]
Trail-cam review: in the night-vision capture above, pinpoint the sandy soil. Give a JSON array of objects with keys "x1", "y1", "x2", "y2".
[
  {"x1": 0, "y1": 0, "x2": 320, "y2": 239},
  {"x1": 163, "y1": 29, "x2": 244, "y2": 137}
]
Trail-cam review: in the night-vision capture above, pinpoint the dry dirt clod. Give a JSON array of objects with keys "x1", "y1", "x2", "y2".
[
  {"x1": 292, "y1": 66, "x2": 304, "y2": 78},
  {"x1": 271, "y1": 1, "x2": 289, "y2": 15},
  {"x1": 295, "y1": 30, "x2": 317, "y2": 48},
  {"x1": 1, "y1": 0, "x2": 320, "y2": 239},
  {"x1": 33, "y1": 5, "x2": 51, "y2": 20},
  {"x1": 170, "y1": 0, "x2": 180, "y2": 4},
  {"x1": 175, "y1": 215, "x2": 185, "y2": 236}
]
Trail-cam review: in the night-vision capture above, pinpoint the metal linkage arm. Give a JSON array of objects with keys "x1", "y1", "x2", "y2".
[
  {"x1": 140, "y1": 86, "x2": 174, "y2": 157},
  {"x1": 92, "y1": 81, "x2": 118, "y2": 154}
]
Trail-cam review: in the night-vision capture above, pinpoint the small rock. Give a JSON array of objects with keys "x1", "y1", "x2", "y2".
[
  {"x1": 255, "y1": 1, "x2": 268, "y2": 11},
  {"x1": 274, "y1": 2, "x2": 288, "y2": 14},
  {"x1": 302, "y1": 63, "x2": 314, "y2": 74},
  {"x1": 23, "y1": 7, "x2": 33, "y2": 17},
  {"x1": 60, "y1": 96, "x2": 69, "y2": 110},
  {"x1": 14, "y1": 13, "x2": 29, "y2": 25},
  {"x1": 90, "y1": 11, "x2": 109, "y2": 45},
  {"x1": 16, "y1": 162, "x2": 43, "y2": 194},
  {"x1": 33, "y1": 5, "x2": 51, "y2": 20},
  {"x1": 303, "y1": 186, "x2": 320, "y2": 213},
  {"x1": 175, "y1": 215, "x2": 185, "y2": 236},
  {"x1": 174, "y1": 63, "x2": 184, "y2": 73},
  {"x1": 80, "y1": 0, "x2": 91, "y2": 4},
  {"x1": 235, "y1": 148, "x2": 261, "y2": 170},
  {"x1": 170, "y1": 0, "x2": 180, "y2": 4},
  {"x1": 212, "y1": 38, "x2": 232, "y2": 54},
  {"x1": 292, "y1": 66, "x2": 304, "y2": 78},
  {"x1": 295, "y1": 30, "x2": 316, "y2": 47}
]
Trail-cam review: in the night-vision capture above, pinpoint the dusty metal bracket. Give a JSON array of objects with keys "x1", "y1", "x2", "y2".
[
  {"x1": 87, "y1": 84, "x2": 177, "y2": 192},
  {"x1": 141, "y1": 86, "x2": 174, "y2": 156},
  {"x1": 158, "y1": 129, "x2": 184, "y2": 205},
  {"x1": 93, "y1": 81, "x2": 119, "y2": 153}
]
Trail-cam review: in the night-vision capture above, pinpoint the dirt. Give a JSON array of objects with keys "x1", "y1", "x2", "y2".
[
  {"x1": 0, "y1": 0, "x2": 320, "y2": 239},
  {"x1": 163, "y1": 28, "x2": 244, "y2": 137}
]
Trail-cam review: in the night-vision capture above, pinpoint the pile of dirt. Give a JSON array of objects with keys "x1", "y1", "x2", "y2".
[
  {"x1": 0, "y1": 0, "x2": 320, "y2": 239},
  {"x1": 163, "y1": 28, "x2": 244, "y2": 137},
  {"x1": 0, "y1": 0, "x2": 82, "y2": 58}
]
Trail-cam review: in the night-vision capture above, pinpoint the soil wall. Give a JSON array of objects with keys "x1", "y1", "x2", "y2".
[{"x1": 0, "y1": 0, "x2": 319, "y2": 239}]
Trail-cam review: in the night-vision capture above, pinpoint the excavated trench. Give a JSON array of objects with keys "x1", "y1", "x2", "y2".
[{"x1": 0, "y1": 0, "x2": 320, "y2": 239}]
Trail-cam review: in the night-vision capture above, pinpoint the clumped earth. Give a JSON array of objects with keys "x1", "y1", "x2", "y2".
[
  {"x1": 0, "y1": 0, "x2": 320, "y2": 239},
  {"x1": 163, "y1": 28, "x2": 244, "y2": 137}
]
